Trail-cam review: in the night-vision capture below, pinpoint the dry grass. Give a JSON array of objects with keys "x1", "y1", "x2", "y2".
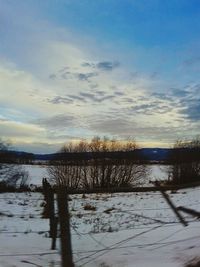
[{"x1": 83, "y1": 204, "x2": 96, "y2": 211}]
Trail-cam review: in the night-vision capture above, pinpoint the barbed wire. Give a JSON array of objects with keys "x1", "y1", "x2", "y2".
[
  {"x1": 76, "y1": 225, "x2": 162, "y2": 267},
  {"x1": 75, "y1": 224, "x2": 200, "y2": 267},
  {"x1": 0, "y1": 251, "x2": 58, "y2": 257},
  {"x1": 0, "y1": 230, "x2": 49, "y2": 234}
]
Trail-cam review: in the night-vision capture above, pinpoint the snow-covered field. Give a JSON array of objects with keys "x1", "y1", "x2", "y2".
[{"x1": 0, "y1": 187, "x2": 200, "y2": 267}]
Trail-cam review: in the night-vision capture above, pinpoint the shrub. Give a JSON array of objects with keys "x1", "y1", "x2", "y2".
[
  {"x1": 48, "y1": 137, "x2": 148, "y2": 189},
  {"x1": 167, "y1": 138, "x2": 200, "y2": 184}
]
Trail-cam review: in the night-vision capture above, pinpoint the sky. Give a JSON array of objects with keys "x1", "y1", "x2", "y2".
[{"x1": 1, "y1": 0, "x2": 200, "y2": 153}]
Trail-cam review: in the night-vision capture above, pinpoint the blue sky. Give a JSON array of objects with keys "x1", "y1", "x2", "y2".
[{"x1": 0, "y1": 0, "x2": 200, "y2": 153}]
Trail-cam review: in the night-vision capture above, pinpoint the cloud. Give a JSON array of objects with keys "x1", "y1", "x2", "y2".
[
  {"x1": 79, "y1": 92, "x2": 115, "y2": 103},
  {"x1": 77, "y1": 72, "x2": 98, "y2": 81},
  {"x1": 2, "y1": 1, "x2": 200, "y2": 153},
  {"x1": 47, "y1": 96, "x2": 73, "y2": 104},
  {"x1": 114, "y1": 91, "x2": 125, "y2": 96},
  {"x1": 0, "y1": 119, "x2": 45, "y2": 139},
  {"x1": 180, "y1": 99, "x2": 200, "y2": 121},
  {"x1": 67, "y1": 94, "x2": 87, "y2": 102},
  {"x1": 96, "y1": 61, "x2": 120, "y2": 71},
  {"x1": 89, "y1": 117, "x2": 135, "y2": 136},
  {"x1": 34, "y1": 114, "x2": 75, "y2": 129},
  {"x1": 151, "y1": 92, "x2": 173, "y2": 101},
  {"x1": 82, "y1": 61, "x2": 120, "y2": 71},
  {"x1": 172, "y1": 88, "x2": 189, "y2": 97},
  {"x1": 49, "y1": 74, "x2": 56, "y2": 80},
  {"x1": 89, "y1": 115, "x2": 197, "y2": 144}
]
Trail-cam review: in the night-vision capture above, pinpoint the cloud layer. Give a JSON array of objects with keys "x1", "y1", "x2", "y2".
[{"x1": 1, "y1": 1, "x2": 200, "y2": 152}]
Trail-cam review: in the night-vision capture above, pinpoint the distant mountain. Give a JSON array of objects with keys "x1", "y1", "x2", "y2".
[
  {"x1": 3, "y1": 148, "x2": 172, "y2": 162},
  {"x1": 139, "y1": 148, "x2": 171, "y2": 161}
]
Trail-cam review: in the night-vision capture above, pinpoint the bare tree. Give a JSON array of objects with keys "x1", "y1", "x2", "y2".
[
  {"x1": 48, "y1": 141, "x2": 87, "y2": 189},
  {"x1": 167, "y1": 138, "x2": 200, "y2": 184},
  {"x1": 48, "y1": 137, "x2": 148, "y2": 189}
]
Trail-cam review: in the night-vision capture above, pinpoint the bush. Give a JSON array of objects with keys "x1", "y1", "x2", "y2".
[
  {"x1": 167, "y1": 138, "x2": 200, "y2": 185},
  {"x1": 0, "y1": 140, "x2": 30, "y2": 192},
  {"x1": 48, "y1": 137, "x2": 148, "y2": 189}
]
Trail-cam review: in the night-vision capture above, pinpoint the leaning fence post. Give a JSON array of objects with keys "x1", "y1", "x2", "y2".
[
  {"x1": 57, "y1": 186, "x2": 74, "y2": 267},
  {"x1": 155, "y1": 181, "x2": 188, "y2": 227}
]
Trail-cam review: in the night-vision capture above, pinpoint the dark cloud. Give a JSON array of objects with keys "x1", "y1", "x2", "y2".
[
  {"x1": 47, "y1": 96, "x2": 73, "y2": 104},
  {"x1": 79, "y1": 92, "x2": 115, "y2": 103},
  {"x1": 180, "y1": 99, "x2": 200, "y2": 121},
  {"x1": 77, "y1": 72, "x2": 98, "y2": 81},
  {"x1": 114, "y1": 91, "x2": 125, "y2": 96},
  {"x1": 79, "y1": 92, "x2": 96, "y2": 101},
  {"x1": 172, "y1": 88, "x2": 189, "y2": 97},
  {"x1": 67, "y1": 94, "x2": 87, "y2": 102},
  {"x1": 82, "y1": 61, "x2": 120, "y2": 71},
  {"x1": 99, "y1": 95, "x2": 115, "y2": 102},
  {"x1": 162, "y1": 84, "x2": 200, "y2": 122},
  {"x1": 129, "y1": 104, "x2": 156, "y2": 115},
  {"x1": 123, "y1": 99, "x2": 174, "y2": 116},
  {"x1": 96, "y1": 61, "x2": 120, "y2": 71},
  {"x1": 96, "y1": 90, "x2": 106, "y2": 96}
]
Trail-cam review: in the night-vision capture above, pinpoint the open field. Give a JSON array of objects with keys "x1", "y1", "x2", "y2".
[{"x1": 0, "y1": 186, "x2": 200, "y2": 267}]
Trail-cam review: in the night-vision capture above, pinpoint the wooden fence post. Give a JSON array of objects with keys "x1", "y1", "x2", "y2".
[
  {"x1": 57, "y1": 186, "x2": 74, "y2": 267},
  {"x1": 42, "y1": 178, "x2": 57, "y2": 249},
  {"x1": 51, "y1": 216, "x2": 58, "y2": 250},
  {"x1": 155, "y1": 181, "x2": 188, "y2": 226}
]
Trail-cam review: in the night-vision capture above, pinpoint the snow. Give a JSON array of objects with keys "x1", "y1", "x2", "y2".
[
  {"x1": 0, "y1": 186, "x2": 200, "y2": 267},
  {"x1": 0, "y1": 164, "x2": 169, "y2": 187},
  {"x1": 21, "y1": 164, "x2": 168, "y2": 186},
  {"x1": 23, "y1": 165, "x2": 48, "y2": 186}
]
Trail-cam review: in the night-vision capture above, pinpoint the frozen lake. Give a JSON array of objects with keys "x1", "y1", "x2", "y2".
[{"x1": 22, "y1": 164, "x2": 169, "y2": 186}]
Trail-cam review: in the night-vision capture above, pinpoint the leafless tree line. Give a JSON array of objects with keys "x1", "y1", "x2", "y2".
[{"x1": 48, "y1": 137, "x2": 148, "y2": 189}]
